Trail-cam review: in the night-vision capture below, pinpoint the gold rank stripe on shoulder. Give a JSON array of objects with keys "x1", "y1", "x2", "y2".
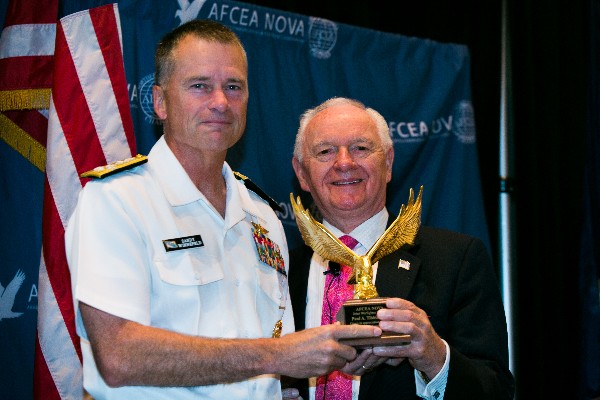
[{"x1": 80, "y1": 154, "x2": 148, "y2": 179}]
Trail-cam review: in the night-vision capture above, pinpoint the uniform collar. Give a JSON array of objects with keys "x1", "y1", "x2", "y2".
[
  {"x1": 147, "y1": 136, "x2": 202, "y2": 206},
  {"x1": 223, "y1": 163, "x2": 265, "y2": 229},
  {"x1": 148, "y1": 136, "x2": 264, "y2": 227}
]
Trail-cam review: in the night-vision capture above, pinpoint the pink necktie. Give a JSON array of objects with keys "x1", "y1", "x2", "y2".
[{"x1": 316, "y1": 235, "x2": 359, "y2": 400}]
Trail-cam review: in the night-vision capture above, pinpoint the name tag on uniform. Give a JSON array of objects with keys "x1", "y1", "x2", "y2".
[
  {"x1": 162, "y1": 235, "x2": 204, "y2": 252},
  {"x1": 251, "y1": 223, "x2": 286, "y2": 276}
]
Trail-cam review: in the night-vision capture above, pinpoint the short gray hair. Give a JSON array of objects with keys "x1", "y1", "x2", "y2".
[{"x1": 154, "y1": 19, "x2": 247, "y2": 87}]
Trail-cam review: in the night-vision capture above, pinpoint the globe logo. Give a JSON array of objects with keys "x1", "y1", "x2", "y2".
[
  {"x1": 308, "y1": 18, "x2": 337, "y2": 59},
  {"x1": 139, "y1": 73, "x2": 160, "y2": 125},
  {"x1": 453, "y1": 100, "x2": 476, "y2": 144}
]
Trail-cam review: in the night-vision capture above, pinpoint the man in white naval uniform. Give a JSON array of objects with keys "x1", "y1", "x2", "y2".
[{"x1": 65, "y1": 19, "x2": 381, "y2": 400}]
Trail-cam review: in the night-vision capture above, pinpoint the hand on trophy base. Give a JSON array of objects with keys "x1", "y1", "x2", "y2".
[{"x1": 336, "y1": 297, "x2": 411, "y2": 349}]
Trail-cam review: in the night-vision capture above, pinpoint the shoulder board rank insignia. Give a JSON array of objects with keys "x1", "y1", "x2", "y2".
[
  {"x1": 80, "y1": 154, "x2": 148, "y2": 179},
  {"x1": 233, "y1": 171, "x2": 284, "y2": 213}
]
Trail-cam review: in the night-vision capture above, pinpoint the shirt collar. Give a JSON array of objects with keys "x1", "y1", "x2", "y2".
[
  {"x1": 147, "y1": 136, "x2": 204, "y2": 206},
  {"x1": 323, "y1": 208, "x2": 389, "y2": 253}
]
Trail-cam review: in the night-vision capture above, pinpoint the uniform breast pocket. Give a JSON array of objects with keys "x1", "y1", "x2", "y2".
[
  {"x1": 152, "y1": 251, "x2": 225, "y2": 333},
  {"x1": 256, "y1": 262, "x2": 285, "y2": 307},
  {"x1": 155, "y1": 251, "x2": 224, "y2": 286}
]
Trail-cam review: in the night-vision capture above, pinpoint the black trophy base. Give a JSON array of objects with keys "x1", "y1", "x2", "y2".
[
  {"x1": 339, "y1": 332, "x2": 411, "y2": 349},
  {"x1": 336, "y1": 297, "x2": 411, "y2": 348}
]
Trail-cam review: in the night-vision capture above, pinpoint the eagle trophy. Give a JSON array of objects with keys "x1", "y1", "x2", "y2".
[{"x1": 290, "y1": 186, "x2": 423, "y2": 300}]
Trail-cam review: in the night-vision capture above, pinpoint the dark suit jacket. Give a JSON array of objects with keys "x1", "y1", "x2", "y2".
[{"x1": 287, "y1": 223, "x2": 515, "y2": 400}]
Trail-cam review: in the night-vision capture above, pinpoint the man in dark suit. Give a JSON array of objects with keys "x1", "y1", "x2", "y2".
[{"x1": 287, "y1": 97, "x2": 515, "y2": 400}]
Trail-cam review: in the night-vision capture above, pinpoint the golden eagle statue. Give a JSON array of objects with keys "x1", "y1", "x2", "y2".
[{"x1": 290, "y1": 186, "x2": 423, "y2": 300}]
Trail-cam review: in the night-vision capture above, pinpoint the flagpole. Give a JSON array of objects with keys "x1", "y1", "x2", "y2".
[{"x1": 499, "y1": 0, "x2": 517, "y2": 394}]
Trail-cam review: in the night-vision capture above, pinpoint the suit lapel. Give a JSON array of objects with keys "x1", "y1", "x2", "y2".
[
  {"x1": 374, "y1": 214, "x2": 421, "y2": 298},
  {"x1": 375, "y1": 250, "x2": 420, "y2": 298},
  {"x1": 288, "y1": 245, "x2": 313, "y2": 331}
]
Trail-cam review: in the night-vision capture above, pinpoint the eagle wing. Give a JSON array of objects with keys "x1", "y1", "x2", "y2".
[
  {"x1": 367, "y1": 186, "x2": 423, "y2": 263},
  {"x1": 290, "y1": 193, "x2": 361, "y2": 268}
]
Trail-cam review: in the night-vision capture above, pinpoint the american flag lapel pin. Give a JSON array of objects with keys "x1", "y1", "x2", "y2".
[{"x1": 398, "y1": 259, "x2": 411, "y2": 271}]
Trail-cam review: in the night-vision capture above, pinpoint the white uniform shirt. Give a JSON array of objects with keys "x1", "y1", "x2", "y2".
[{"x1": 66, "y1": 136, "x2": 293, "y2": 400}]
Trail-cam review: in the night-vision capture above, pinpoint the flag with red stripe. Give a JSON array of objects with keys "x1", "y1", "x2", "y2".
[
  {"x1": 1, "y1": 0, "x2": 57, "y2": 396},
  {"x1": 34, "y1": 4, "x2": 137, "y2": 399},
  {"x1": 0, "y1": 0, "x2": 57, "y2": 169},
  {"x1": 0, "y1": 0, "x2": 57, "y2": 111}
]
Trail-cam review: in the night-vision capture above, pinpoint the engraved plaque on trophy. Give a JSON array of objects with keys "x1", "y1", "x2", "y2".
[
  {"x1": 334, "y1": 298, "x2": 411, "y2": 348},
  {"x1": 290, "y1": 186, "x2": 423, "y2": 348}
]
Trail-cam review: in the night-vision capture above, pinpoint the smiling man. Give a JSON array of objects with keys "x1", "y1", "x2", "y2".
[{"x1": 288, "y1": 97, "x2": 515, "y2": 400}]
